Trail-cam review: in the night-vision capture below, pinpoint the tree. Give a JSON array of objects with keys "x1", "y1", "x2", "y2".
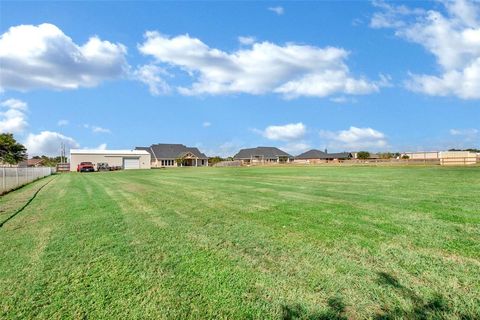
[
  {"x1": 401, "y1": 154, "x2": 410, "y2": 159},
  {"x1": 208, "y1": 156, "x2": 225, "y2": 165},
  {"x1": 0, "y1": 133, "x2": 27, "y2": 165},
  {"x1": 379, "y1": 152, "x2": 394, "y2": 159},
  {"x1": 356, "y1": 151, "x2": 370, "y2": 160},
  {"x1": 37, "y1": 155, "x2": 62, "y2": 167},
  {"x1": 449, "y1": 148, "x2": 480, "y2": 153}
]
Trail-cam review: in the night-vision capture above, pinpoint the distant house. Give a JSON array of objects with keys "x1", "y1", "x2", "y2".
[
  {"x1": 27, "y1": 158, "x2": 45, "y2": 167},
  {"x1": 233, "y1": 147, "x2": 293, "y2": 164},
  {"x1": 295, "y1": 149, "x2": 352, "y2": 163},
  {"x1": 136, "y1": 144, "x2": 208, "y2": 167}
]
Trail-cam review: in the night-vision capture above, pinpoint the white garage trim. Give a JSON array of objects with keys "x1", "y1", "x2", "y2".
[{"x1": 123, "y1": 158, "x2": 140, "y2": 170}]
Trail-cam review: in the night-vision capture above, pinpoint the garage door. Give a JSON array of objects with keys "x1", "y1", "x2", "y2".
[{"x1": 123, "y1": 158, "x2": 140, "y2": 170}]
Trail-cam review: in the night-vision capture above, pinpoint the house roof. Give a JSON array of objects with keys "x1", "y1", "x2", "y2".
[
  {"x1": 70, "y1": 149, "x2": 150, "y2": 155},
  {"x1": 295, "y1": 149, "x2": 327, "y2": 159},
  {"x1": 27, "y1": 158, "x2": 44, "y2": 166},
  {"x1": 233, "y1": 147, "x2": 292, "y2": 159},
  {"x1": 296, "y1": 149, "x2": 352, "y2": 159},
  {"x1": 136, "y1": 144, "x2": 208, "y2": 160},
  {"x1": 327, "y1": 152, "x2": 352, "y2": 159}
]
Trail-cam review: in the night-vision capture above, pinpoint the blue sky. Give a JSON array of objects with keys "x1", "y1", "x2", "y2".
[{"x1": 0, "y1": 0, "x2": 479, "y2": 156}]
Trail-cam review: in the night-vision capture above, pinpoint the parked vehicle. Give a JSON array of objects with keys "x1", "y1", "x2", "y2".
[
  {"x1": 77, "y1": 162, "x2": 95, "y2": 172},
  {"x1": 97, "y1": 162, "x2": 110, "y2": 172}
]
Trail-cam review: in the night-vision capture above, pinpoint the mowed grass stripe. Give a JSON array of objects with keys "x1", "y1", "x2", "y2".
[{"x1": 0, "y1": 167, "x2": 479, "y2": 319}]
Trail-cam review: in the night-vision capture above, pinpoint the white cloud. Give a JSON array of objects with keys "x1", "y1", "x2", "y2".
[
  {"x1": 0, "y1": 23, "x2": 128, "y2": 91},
  {"x1": 329, "y1": 96, "x2": 358, "y2": 104},
  {"x1": 24, "y1": 131, "x2": 79, "y2": 156},
  {"x1": 92, "y1": 143, "x2": 107, "y2": 150},
  {"x1": 259, "y1": 122, "x2": 306, "y2": 141},
  {"x1": 238, "y1": 36, "x2": 256, "y2": 45},
  {"x1": 281, "y1": 141, "x2": 311, "y2": 155},
  {"x1": 202, "y1": 121, "x2": 211, "y2": 127},
  {"x1": 320, "y1": 126, "x2": 388, "y2": 150},
  {"x1": 92, "y1": 126, "x2": 111, "y2": 134},
  {"x1": 138, "y1": 32, "x2": 383, "y2": 98},
  {"x1": 202, "y1": 141, "x2": 245, "y2": 158},
  {"x1": 0, "y1": 99, "x2": 27, "y2": 111},
  {"x1": 371, "y1": 0, "x2": 480, "y2": 99},
  {"x1": 268, "y1": 6, "x2": 284, "y2": 15},
  {"x1": 370, "y1": 0, "x2": 425, "y2": 29},
  {"x1": 134, "y1": 64, "x2": 171, "y2": 95},
  {"x1": 83, "y1": 124, "x2": 111, "y2": 134},
  {"x1": 450, "y1": 128, "x2": 479, "y2": 136},
  {"x1": 449, "y1": 128, "x2": 479, "y2": 142},
  {"x1": 57, "y1": 119, "x2": 69, "y2": 126},
  {"x1": 0, "y1": 98, "x2": 28, "y2": 133}
]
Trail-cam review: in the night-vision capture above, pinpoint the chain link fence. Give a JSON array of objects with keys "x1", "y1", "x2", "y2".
[{"x1": 1, "y1": 167, "x2": 55, "y2": 195}]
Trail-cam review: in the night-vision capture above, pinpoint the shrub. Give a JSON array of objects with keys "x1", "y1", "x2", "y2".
[{"x1": 357, "y1": 151, "x2": 370, "y2": 160}]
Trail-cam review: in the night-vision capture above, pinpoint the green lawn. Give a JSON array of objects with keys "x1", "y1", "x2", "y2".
[{"x1": 0, "y1": 166, "x2": 479, "y2": 319}]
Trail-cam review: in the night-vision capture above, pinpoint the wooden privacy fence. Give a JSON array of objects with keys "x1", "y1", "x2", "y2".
[
  {"x1": 56, "y1": 163, "x2": 70, "y2": 172},
  {"x1": 0, "y1": 167, "x2": 55, "y2": 195}
]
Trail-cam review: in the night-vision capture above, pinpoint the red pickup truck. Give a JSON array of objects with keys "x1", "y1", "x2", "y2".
[{"x1": 77, "y1": 162, "x2": 95, "y2": 172}]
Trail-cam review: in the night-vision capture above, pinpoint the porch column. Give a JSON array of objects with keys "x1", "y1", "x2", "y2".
[{"x1": 195, "y1": 158, "x2": 198, "y2": 167}]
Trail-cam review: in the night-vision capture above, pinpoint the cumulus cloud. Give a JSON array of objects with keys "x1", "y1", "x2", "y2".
[
  {"x1": 268, "y1": 6, "x2": 285, "y2": 15},
  {"x1": 24, "y1": 131, "x2": 79, "y2": 156},
  {"x1": 371, "y1": 0, "x2": 480, "y2": 99},
  {"x1": 258, "y1": 122, "x2": 306, "y2": 141},
  {"x1": 238, "y1": 36, "x2": 256, "y2": 45},
  {"x1": 0, "y1": 98, "x2": 28, "y2": 133},
  {"x1": 0, "y1": 23, "x2": 128, "y2": 91},
  {"x1": 134, "y1": 64, "x2": 171, "y2": 95},
  {"x1": 138, "y1": 32, "x2": 383, "y2": 98},
  {"x1": 320, "y1": 126, "x2": 388, "y2": 150}
]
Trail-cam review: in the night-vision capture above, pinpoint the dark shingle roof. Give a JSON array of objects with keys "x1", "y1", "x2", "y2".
[
  {"x1": 327, "y1": 152, "x2": 352, "y2": 159},
  {"x1": 296, "y1": 149, "x2": 352, "y2": 159},
  {"x1": 296, "y1": 149, "x2": 327, "y2": 159},
  {"x1": 135, "y1": 146, "x2": 153, "y2": 158},
  {"x1": 135, "y1": 144, "x2": 208, "y2": 159},
  {"x1": 233, "y1": 147, "x2": 292, "y2": 160}
]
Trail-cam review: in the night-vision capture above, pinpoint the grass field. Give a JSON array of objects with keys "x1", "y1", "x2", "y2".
[{"x1": 0, "y1": 166, "x2": 479, "y2": 319}]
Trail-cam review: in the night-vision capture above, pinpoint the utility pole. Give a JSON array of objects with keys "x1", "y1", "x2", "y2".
[{"x1": 62, "y1": 142, "x2": 66, "y2": 163}]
